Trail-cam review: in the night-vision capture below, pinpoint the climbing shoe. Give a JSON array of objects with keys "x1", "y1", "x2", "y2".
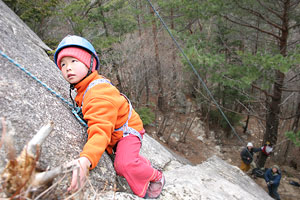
[{"x1": 144, "y1": 174, "x2": 165, "y2": 199}]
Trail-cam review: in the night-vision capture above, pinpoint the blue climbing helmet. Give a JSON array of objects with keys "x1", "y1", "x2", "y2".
[{"x1": 54, "y1": 35, "x2": 100, "y2": 71}]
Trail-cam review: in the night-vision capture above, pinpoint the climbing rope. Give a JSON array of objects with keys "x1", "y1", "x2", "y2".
[
  {"x1": 0, "y1": 50, "x2": 88, "y2": 128},
  {"x1": 145, "y1": 0, "x2": 248, "y2": 149}
]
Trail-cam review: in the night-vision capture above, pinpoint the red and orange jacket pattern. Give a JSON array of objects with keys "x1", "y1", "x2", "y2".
[{"x1": 74, "y1": 71, "x2": 144, "y2": 169}]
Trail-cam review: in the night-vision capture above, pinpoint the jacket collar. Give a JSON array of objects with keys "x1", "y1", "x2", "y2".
[
  {"x1": 75, "y1": 71, "x2": 98, "y2": 94},
  {"x1": 74, "y1": 71, "x2": 99, "y2": 106}
]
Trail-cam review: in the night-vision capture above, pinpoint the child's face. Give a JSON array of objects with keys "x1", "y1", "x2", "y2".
[{"x1": 60, "y1": 56, "x2": 89, "y2": 84}]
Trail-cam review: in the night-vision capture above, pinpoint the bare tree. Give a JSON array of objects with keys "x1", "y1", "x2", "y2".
[{"x1": 150, "y1": 6, "x2": 165, "y2": 112}]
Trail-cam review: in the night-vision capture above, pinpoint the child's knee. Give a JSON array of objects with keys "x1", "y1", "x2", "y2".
[{"x1": 114, "y1": 159, "x2": 137, "y2": 175}]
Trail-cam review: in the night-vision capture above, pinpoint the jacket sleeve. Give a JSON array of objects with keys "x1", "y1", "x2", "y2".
[
  {"x1": 240, "y1": 148, "x2": 250, "y2": 163},
  {"x1": 264, "y1": 168, "x2": 271, "y2": 182},
  {"x1": 240, "y1": 149, "x2": 246, "y2": 159},
  {"x1": 253, "y1": 147, "x2": 262, "y2": 153},
  {"x1": 80, "y1": 95, "x2": 118, "y2": 169}
]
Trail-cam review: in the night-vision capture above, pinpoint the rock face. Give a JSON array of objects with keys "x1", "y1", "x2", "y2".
[
  {"x1": 0, "y1": 1, "x2": 273, "y2": 199},
  {"x1": 0, "y1": 0, "x2": 115, "y2": 197}
]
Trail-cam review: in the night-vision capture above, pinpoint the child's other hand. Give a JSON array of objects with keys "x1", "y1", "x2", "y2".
[{"x1": 67, "y1": 157, "x2": 91, "y2": 192}]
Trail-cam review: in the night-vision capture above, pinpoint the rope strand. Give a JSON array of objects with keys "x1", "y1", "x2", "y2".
[{"x1": 0, "y1": 50, "x2": 88, "y2": 127}]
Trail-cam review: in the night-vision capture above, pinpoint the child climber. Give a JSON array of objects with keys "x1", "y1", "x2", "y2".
[{"x1": 54, "y1": 35, "x2": 165, "y2": 198}]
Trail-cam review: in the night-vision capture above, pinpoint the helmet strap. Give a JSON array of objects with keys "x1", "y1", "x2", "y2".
[
  {"x1": 88, "y1": 54, "x2": 94, "y2": 75},
  {"x1": 82, "y1": 53, "x2": 94, "y2": 80},
  {"x1": 69, "y1": 84, "x2": 76, "y2": 107}
]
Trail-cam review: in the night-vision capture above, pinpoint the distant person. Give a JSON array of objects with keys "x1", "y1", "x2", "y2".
[
  {"x1": 261, "y1": 141, "x2": 273, "y2": 156},
  {"x1": 264, "y1": 165, "x2": 281, "y2": 200},
  {"x1": 240, "y1": 142, "x2": 261, "y2": 172}
]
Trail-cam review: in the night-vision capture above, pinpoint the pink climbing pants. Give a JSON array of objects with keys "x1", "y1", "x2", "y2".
[{"x1": 114, "y1": 134, "x2": 159, "y2": 197}]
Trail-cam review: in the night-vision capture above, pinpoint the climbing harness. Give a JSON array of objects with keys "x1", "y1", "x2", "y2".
[
  {"x1": 0, "y1": 50, "x2": 88, "y2": 128},
  {"x1": 80, "y1": 78, "x2": 143, "y2": 143}
]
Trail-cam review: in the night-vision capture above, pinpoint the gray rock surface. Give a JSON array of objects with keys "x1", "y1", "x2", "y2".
[
  {"x1": 162, "y1": 156, "x2": 273, "y2": 200},
  {"x1": 0, "y1": 0, "x2": 115, "y2": 197},
  {"x1": 0, "y1": 1, "x2": 273, "y2": 199}
]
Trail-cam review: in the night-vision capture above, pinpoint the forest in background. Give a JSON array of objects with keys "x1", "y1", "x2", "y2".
[{"x1": 4, "y1": 0, "x2": 300, "y2": 169}]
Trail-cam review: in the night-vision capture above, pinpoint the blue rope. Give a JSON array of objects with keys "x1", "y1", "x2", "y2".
[
  {"x1": 145, "y1": 0, "x2": 247, "y2": 147},
  {"x1": 0, "y1": 50, "x2": 88, "y2": 128}
]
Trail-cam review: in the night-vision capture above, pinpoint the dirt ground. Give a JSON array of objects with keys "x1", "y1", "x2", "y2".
[{"x1": 146, "y1": 115, "x2": 300, "y2": 200}]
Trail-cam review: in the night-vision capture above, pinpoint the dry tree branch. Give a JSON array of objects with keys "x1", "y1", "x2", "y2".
[
  {"x1": 193, "y1": 85, "x2": 266, "y2": 121},
  {"x1": 64, "y1": 159, "x2": 90, "y2": 200},
  {"x1": 4, "y1": 131, "x2": 16, "y2": 162},
  {"x1": 279, "y1": 92, "x2": 295, "y2": 106},
  {"x1": 256, "y1": 0, "x2": 283, "y2": 20},
  {"x1": 289, "y1": 22, "x2": 300, "y2": 29},
  {"x1": 232, "y1": 0, "x2": 282, "y2": 30},
  {"x1": 222, "y1": 15, "x2": 281, "y2": 40},
  {"x1": 64, "y1": 179, "x2": 88, "y2": 200},
  {"x1": 76, "y1": 166, "x2": 81, "y2": 192},
  {"x1": 251, "y1": 84, "x2": 275, "y2": 98},
  {"x1": 289, "y1": 0, "x2": 300, "y2": 10},
  {"x1": 286, "y1": 72, "x2": 300, "y2": 82},
  {"x1": 1, "y1": 122, "x2": 113, "y2": 199},
  {"x1": 0, "y1": 118, "x2": 17, "y2": 162},
  {"x1": 113, "y1": 183, "x2": 117, "y2": 200},
  {"x1": 86, "y1": 174, "x2": 97, "y2": 195},
  {"x1": 33, "y1": 174, "x2": 67, "y2": 200},
  {"x1": 33, "y1": 159, "x2": 85, "y2": 199},
  {"x1": 10, "y1": 147, "x2": 39, "y2": 199},
  {"x1": 279, "y1": 113, "x2": 300, "y2": 120},
  {"x1": 279, "y1": 87, "x2": 300, "y2": 92},
  {"x1": 27, "y1": 122, "x2": 54, "y2": 156},
  {"x1": 101, "y1": 180, "x2": 108, "y2": 192},
  {"x1": 0, "y1": 122, "x2": 54, "y2": 198}
]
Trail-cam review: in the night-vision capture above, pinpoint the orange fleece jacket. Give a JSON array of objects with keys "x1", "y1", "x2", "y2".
[{"x1": 74, "y1": 71, "x2": 144, "y2": 169}]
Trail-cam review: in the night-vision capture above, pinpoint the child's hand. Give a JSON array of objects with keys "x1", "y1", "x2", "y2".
[{"x1": 67, "y1": 157, "x2": 91, "y2": 192}]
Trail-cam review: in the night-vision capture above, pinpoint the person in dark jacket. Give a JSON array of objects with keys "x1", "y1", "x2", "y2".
[
  {"x1": 264, "y1": 165, "x2": 281, "y2": 200},
  {"x1": 240, "y1": 142, "x2": 261, "y2": 172}
]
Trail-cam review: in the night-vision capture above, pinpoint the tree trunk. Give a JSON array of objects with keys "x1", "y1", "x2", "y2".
[
  {"x1": 256, "y1": 0, "x2": 289, "y2": 168},
  {"x1": 112, "y1": 62, "x2": 123, "y2": 92},
  {"x1": 157, "y1": 114, "x2": 168, "y2": 137},
  {"x1": 139, "y1": 0, "x2": 150, "y2": 106},
  {"x1": 145, "y1": 69, "x2": 150, "y2": 105},
  {"x1": 150, "y1": 7, "x2": 165, "y2": 112},
  {"x1": 137, "y1": 0, "x2": 142, "y2": 37},
  {"x1": 170, "y1": 7, "x2": 177, "y2": 101},
  {"x1": 243, "y1": 115, "x2": 250, "y2": 133},
  {"x1": 181, "y1": 116, "x2": 196, "y2": 143},
  {"x1": 99, "y1": 1, "x2": 109, "y2": 37}
]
